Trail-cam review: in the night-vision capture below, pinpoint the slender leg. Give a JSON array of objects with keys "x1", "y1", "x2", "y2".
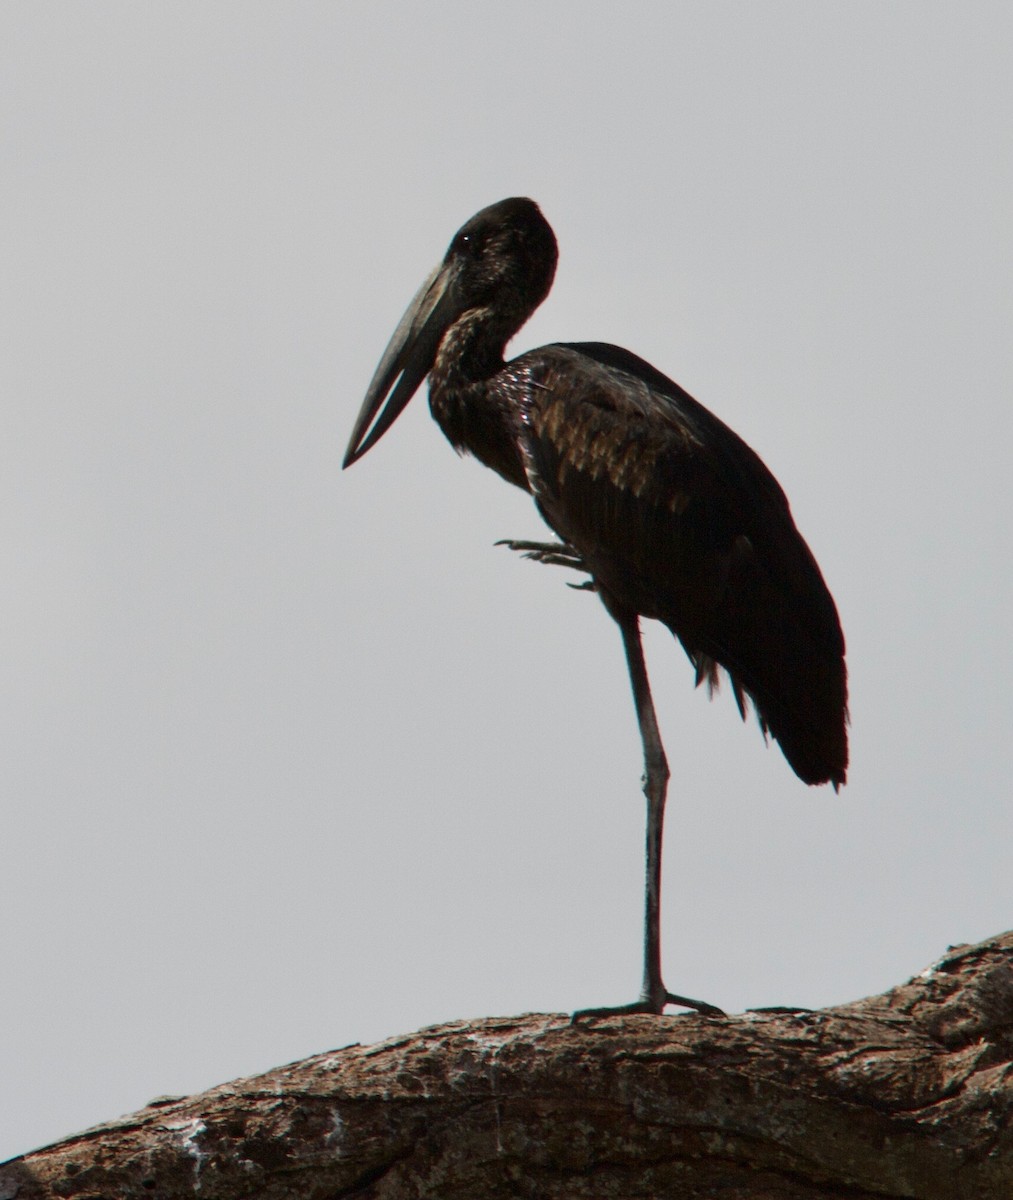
[
  {"x1": 574, "y1": 613, "x2": 723, "y2": 1019},
  {"x1": 500, "y1": 541, "x2": 721, "y2": 1019}
]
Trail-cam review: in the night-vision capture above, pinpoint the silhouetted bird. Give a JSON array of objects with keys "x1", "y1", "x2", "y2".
[{"x1": 344, "y1": 198, "x2": 847, "y2": 1017}]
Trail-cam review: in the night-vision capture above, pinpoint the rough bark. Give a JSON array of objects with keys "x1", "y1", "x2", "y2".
[{"x1": 3, "y1": 933, "x2": 1011, "y2": 1200}]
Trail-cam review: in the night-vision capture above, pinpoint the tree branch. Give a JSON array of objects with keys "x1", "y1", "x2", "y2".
[{"x1": 4, "y1": 932, "x2": 1011, "y2": 1199}]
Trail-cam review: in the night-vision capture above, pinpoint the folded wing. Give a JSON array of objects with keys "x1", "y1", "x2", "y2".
[{"x1": 514, "y1": 342, "x2": 848, "y2": 788}]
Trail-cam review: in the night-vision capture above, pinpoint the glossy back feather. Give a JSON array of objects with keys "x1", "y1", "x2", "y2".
[{"x1": 509, "y1": 342, "x2": 848, "y2": 788}]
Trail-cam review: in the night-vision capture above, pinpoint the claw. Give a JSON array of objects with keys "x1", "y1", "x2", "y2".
[
  {"x1": 496, "y1": 538, "x2": 593, "y2": 586},
  {"x1": 572, "y1": 992, "x2": 725, "y2": 1022}
]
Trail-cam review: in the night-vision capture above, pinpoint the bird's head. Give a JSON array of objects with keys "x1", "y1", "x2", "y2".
[{"x1": 343, "y1": 197, "x2": 557, "y2": 467}]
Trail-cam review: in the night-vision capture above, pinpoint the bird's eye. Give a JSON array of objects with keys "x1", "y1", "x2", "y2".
[{"x1": 454, "y1": 231, "x2": 479, "y2": 257}]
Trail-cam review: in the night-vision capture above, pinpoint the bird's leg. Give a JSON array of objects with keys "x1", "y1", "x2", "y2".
[
  {"x1": 496, "y1": 539, "x2": 596, "y2": 590},
  {"x1": 574, "y1": 613, "x2": 724, "y2": 1021}
]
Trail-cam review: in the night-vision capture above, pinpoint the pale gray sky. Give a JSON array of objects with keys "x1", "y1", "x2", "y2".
[{"x1": 2, "y1": 1, "x2": 1010, "y2": 1161}]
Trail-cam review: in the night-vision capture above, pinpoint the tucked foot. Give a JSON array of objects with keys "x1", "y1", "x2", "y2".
[
  {"x1": 496, "y1": 538, "x2": 596, "y2": 592},
  {"x1": 496, "y1": 538, "x2": 594, "y2": 587},
  {"x1": 572, "y1": 991, "x2": 725, "y2": 1022}
]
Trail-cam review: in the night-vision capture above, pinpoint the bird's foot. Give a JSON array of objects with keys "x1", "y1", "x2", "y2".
[
  {"x1": 496, "y1": 539, "x2": 596, "y2": 590},
  {"x1": 496, "y1": 538, "x2": 585, "y2": 569},
  {"x1": 572, "y1": 991, "x2": 725, "y2": 1022}
]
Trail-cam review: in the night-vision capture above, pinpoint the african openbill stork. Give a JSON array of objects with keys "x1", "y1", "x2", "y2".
[{"x1": 343, "y1": 198, "x2": 848, "y2": 1017}]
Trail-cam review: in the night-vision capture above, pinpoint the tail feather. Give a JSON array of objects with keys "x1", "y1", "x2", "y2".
[{"x1": 678, "y1": 569, "x2": 848, "y2": 789}]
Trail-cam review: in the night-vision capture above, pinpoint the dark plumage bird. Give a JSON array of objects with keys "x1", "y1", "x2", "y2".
[{"x1": 344, "y1": 197, "x2": 848, "y2": 1017}]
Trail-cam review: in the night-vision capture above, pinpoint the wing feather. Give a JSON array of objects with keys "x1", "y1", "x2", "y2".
[{"x1": 513, "y1": 343, "x2": 848, "y2": 787}]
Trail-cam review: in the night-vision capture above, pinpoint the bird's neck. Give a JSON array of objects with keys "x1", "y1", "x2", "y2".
[
  {"x1": 430, "y1": 306, "x2": 511, "y2": 391},
  {"x1": 427, "y1": 307, "x2": 530, "y2": 491}
]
